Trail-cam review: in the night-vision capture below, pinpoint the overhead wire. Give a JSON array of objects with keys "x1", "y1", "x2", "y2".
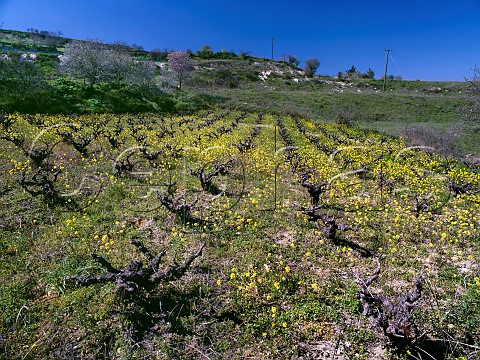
[{"x1": 389, "y1": 53, "x2": 404, "y2": 79}]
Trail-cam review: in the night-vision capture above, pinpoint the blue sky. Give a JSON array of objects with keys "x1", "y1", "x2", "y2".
[{"x1": 1, "y1": 0, "x2": 480, "y2": 81}]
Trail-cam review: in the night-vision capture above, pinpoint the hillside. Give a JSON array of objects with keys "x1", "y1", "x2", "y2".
[
  {"x1": 188, "y1": 65, "x2": 477, "y2": 156},
  {"x1": 0, "y1": 28, "x2": 478, "y2": 155}
]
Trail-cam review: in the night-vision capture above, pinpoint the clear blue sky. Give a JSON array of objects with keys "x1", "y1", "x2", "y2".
[{"x1": 1, "y1": 0, "x2": 480, "y2": 81}]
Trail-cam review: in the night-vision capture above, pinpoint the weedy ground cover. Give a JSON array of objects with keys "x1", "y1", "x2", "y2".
[
  {"x1": 1, "y1": 111, "x2": 479, "y2": 359},
  {"x1": 211, "y1": 80, "x2": 479, "y2": 157}
]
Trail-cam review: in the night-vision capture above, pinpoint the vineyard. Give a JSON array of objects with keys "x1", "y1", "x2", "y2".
[{"x1": 1, "y1": 110, "x2": 479, "y2": 359}]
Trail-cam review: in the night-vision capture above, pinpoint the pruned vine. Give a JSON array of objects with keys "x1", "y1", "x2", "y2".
[{"x1": 69, "y1": 239, "x2": 205, "y2": 299}]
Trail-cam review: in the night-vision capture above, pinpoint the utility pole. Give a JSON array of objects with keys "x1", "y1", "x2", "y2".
[
  {"x1": 271, "y1": 38, "x2": 275, "y2": 60},
  {"x1": 383, "y1": 48, "x2": 393, "y2": 92}
]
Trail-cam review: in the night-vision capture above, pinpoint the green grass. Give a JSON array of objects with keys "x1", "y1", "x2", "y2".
[{"x1": 207, "y1": 82, "x2": 477, "y2": 155}]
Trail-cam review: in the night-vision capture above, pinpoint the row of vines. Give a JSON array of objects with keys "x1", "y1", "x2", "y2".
[{"x1": 1, "y1": 110, "x2": 479, "y2": 359}]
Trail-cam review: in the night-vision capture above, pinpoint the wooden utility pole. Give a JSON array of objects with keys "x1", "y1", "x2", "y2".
[
  {"x1": 271, "y1": 38, "x2": 275, "y2": 60},
  {"x1": 383, "y1": 48, "x2": 393, "y2": 92}
]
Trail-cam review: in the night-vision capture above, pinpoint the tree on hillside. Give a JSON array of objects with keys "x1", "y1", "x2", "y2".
[
  {"x1": 366, "y1": 68, "x2": 375, "y2": 79},
  {"x1": 60, "y1": 39, "x2": 131, "y2": 88},
  {"x1": 0, "y1": 55, "x2": 44, "y2": 90},
  {"x1": 149, "y1": 48, "x2": 169, "y2": 61},
  {"x1": 60, "y1": 39, "x2": 158, "y2": 93},
  {"x1": 0, "y1": 55, "x2": 47, "y2": 111},
  {"x1": 108, "y1": 50, "x2": 133, "y2": 84},
  {"x1": 238, "y1": 48, "x2": 252, "y2": 58},
  {"x1": 282, "y1": 54, "x2": 300, "y2": 67},
  {"x1": 347, "y1": 65, "x2": 357, "y2": 75},
  {"x1": 125, "y1": 61, "x2": 157, "y2": 96},
  {"x1": 287, "y1": 55, "x2": 300, "y2": 67},
  {"x1": 168, "y1": 51, "x2": 193, "y2": 90},
  {"x1": 60, "y1": 40, "x2": 105, "y2": 87},
  {"x1": 303, "y1": 58, "x2": 320, "y2": 77},
  {"x1": 338, "y1": 66, "x2": 375, "y2": 80}
]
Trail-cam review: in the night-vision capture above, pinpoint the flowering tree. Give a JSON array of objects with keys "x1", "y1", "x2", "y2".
[
  {"x1": 60, "y1": 39, "x2": 158, "y2": 92},
  {"x1": 60, "y1": 40, "x2": 108, "y2": 87},
  {"x1": 168, "y1": 51, "x2": 193, "y2": 90},
  {"x1": 60, "y1": 39, "x2": 131, "y2": 88}
]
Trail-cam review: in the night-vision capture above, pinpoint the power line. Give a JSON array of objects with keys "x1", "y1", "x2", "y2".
[{"x1": 389, "y1": 53, "x2": 404, "y2": 80}]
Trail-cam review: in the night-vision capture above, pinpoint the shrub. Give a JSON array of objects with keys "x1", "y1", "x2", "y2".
[
  {"x1": 196, "y1": 44, "x2": 215, "y2": 59},
  {"x1": 401, "y1": 125, "x2": 460, "y2": 158}
]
